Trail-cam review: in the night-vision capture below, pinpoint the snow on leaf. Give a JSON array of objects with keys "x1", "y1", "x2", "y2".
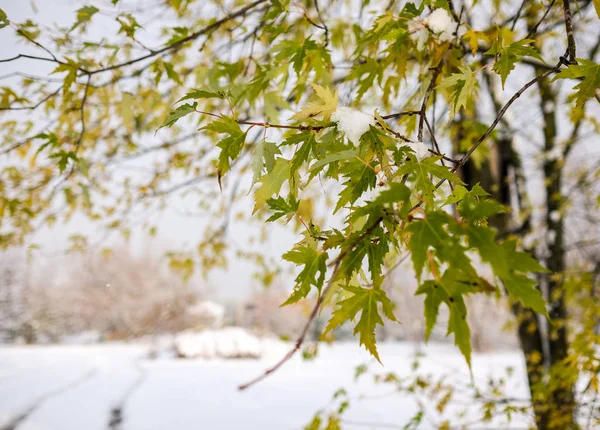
[
  {"x1": 291, "y1": 83, "x2": 338, "y2": 121},
  {"x1": 402, "y1": 141, "x2": 430, "y2": 161},
  {"x1": 425, "y1": 8, "x2": 454, "y2": 41},
  {"x1": 331, "y1": 107, "x2": 376, "y2": 144}
]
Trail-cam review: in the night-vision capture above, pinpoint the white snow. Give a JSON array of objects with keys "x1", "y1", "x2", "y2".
[
  {"x1": 425, "y1": 9, "x2": 454, "y2": 41},
  {"x1": 522, "y1": 231, "x2": 538, "y2": 249},
  {"x1": 545, "y1": 146, "x2": 563, "y2": 161},
  {"x1": 408, "y1": 20, "x2": 429, "y2": 50},
  {"x1": 331, "y1": 107, "x2": 376, "y2": 144},
  {"x1": 187, "y1": 300, "x2": 226, "y2": 327},
  {"x1": 410, "y1": 8, "x2": 456, "y2": 49},
  {"x1": 403, "y1": 141, "x2": 430, "y2": 161},
  {"x1": 0, "y1": 342, "x2": 532, "y2": 430},
  {"x1": 547, "y1": 229, "x2": 556, "y2": 245},
  {"x1": 174, "y1": 327, "x2": 277, "y2": 359},
  {"x1": 549, "y1": 210, "x2": 561, "y2": 222}
]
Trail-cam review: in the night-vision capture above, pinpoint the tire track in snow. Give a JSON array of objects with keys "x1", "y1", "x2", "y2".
[
  {"x1": 0, "y1": 367, "x2": 98, "y2": 430},
  {"x1": 108, "y1": 362, "x2": 147, "y2": 430}
]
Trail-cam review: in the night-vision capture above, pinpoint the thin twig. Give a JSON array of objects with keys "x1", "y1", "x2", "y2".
[
  {"x1": 238, "y1": 259, "x2": 343, "y2": 390},
  {"x1": 418, "y1": 51, "x2": 450, "y2": 142},
  {"x1": 562, "y1": 0, "x2": 577, "y2": 63}
]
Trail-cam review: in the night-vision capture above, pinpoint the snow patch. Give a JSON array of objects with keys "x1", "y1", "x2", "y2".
[
  {"x1": 408, "y1": 21, "x2": 429, "y2": 50},
  {"x1": 547, "y1": 230, "x2": 556, "y2": 245},
  {"x1": 403, "y1": 141, "x2": 430, "y2": 161},
  {"x1": 545, "y1": 146, "x2": 563, "y2": 161},
  {"x1": 426, "y1": 8, "x2": 454, "y2": 41},
  {"x1": 174, "y1": 327, "x2": 274, "y2": 359},
  {"x1": 549, "y1": 210, "x2": 560, "y2": 222},
  {"x1": 331, "y1": 107, "x2": 376, "y2": 144}
]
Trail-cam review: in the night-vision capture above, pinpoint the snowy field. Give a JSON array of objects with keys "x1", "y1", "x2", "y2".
[{"x1": 0, "y1": 342, "x2": 531, "y2": 430}]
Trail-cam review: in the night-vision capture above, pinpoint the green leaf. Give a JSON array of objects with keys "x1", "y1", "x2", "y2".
[
  {"x1": 554, "y1": 59, "x2": 600, "y2": 110},
  {"x1": 163, "y1": 61, "x2": 182, "y2": 85},
  {"x1": 447, "y1": 294, "x2": 472, "y2": 367},
  {"x1": 445, "y1": 184, "x2": 505, "y2": 224},
  {"x1": 0, "y1": 8, "x2": 9, "y2": 29},
  {"x1": 594, "y1": 0, "x2": 600, "y2": 19},
  {"x1": 178, "y1": 88, "x2": 227, "y2": 103},
  {"x1": 158, "y1": 102, "x2": 197, "y2": 129},
  {"x1": 309, "y1": 149, "x2": 358, "y2": 173},
  {"x1": 253, "y1": 158, "x2": 290, "y2": 213},
  {"x1": 216, "y1": 133, "x2": 246, "y2": 177},
  {"x1": 334, "y1": 158, "x2": 378, "y2": 213},
  {"x1": 324, "y1": 285, "x2": 396, "y2": 362},
  {"x1": 285, "y1": 132, "x2": 317, "y2": 174},
  {"x1": 396, "y1": 156, "x2": 462, "y2": 205},
  {"x1": 49, "y1": 150, "x2": 78, "y2": 173},
  {"x1": 251, "y1": 140, "x2": 280, "y2": 186},
  {"x1": 51, "y1": 60, "x2": 79, "y2": 94},
  {"x1": 416, "y1": 280, "x2": 448, "y2": 341},
  {"x1": 487, "y1": 39, "x2": 544, "y2": 89},
  {"x1": 466, "y1": 226, "x2": 548, "y2": 316},
  {"x1": 438, "y1": 66, "x2": 479, "y2": 114},
  {"x1": 166, "y1": 26, "x2": 190, "y2": 45},
  {"x1": 71, "y1": 6, "x2": 99, "y2": 31},
  {"x1": 281, "y1": 246, "x2": 328, "y2": 306},
  {"x1": 266, "y1": 195, "x2": 299, "y2": 222}
]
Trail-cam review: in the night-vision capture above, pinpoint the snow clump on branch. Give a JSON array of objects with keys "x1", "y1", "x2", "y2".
[
  {"x1": 331, "y1": 106, "x2": 376, "y2": 144},
  {"x1": 409, "y1": 8, "x2": 455, "y2": 50}
]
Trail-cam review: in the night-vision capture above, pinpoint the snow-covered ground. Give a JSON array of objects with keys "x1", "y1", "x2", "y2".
[{"x1": 0, "y1": 342, "x2": 531, "y2": 430}]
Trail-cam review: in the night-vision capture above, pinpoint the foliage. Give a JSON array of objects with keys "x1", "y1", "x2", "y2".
[{"x1": 1, "y1": 0, "x2": 599, "y2": 428}]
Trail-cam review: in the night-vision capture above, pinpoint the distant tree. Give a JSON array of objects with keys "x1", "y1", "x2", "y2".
[{"x1": 1, "y1": 1, "x2": 599, "y2": 428}]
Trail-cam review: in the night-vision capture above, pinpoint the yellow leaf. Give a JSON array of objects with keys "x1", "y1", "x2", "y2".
[
  {"x1": 463, "y1": 28, "x2": 488, "y2": 56},
  {"x1": 291, "y1": 83, "x2": 338, "y2": 121}
]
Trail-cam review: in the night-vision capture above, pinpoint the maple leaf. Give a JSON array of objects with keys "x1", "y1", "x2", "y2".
[
  {"x1": 253, "y1": 158, "x2": 290, "y2": 213},
  {"x1": 467, "y1": 226, "x2": 548, "y2": 316},
  {"x1": 202, "y1": 117, "x2": 246, "y2": 177},
  {"x1": 158, "y1": 102, "x2": 198, "y2": 129},
  {"x1": 281, "y1": 132, "x2": 318, "y2": 174},
  {"x1": 251, "y1": 140, "x2": 280, "y2": 186},
  {"x1": 265, "y1": 195, "x2": 299, "y2": 222},
  {"x1": 554, "y1": 59, "x2": 600, "y2": 111},
  {"x1": 291, "y1": 83, "x2": 338, "y2": 121},
  {"x1": 281, "y1": 246, "x2": 328, "y2": 306},
  {"x1": 324, "y1": 285, "x2": 396, "y2": 362},
  {"x1": 177, "y1": 88, "x2": 227, "y2": 103},
  {"x1": 438, "y1": 66, "x2": 479, "y2": 114},
  {"x1": 462, "y1": 28, "x2": 489, "y2": 56},
  {"x1": 395, "y1": 156, "x2": 462, "y2": 205},
  {"x1": 487, "y1": 39, "x2": 544, "y2": 89}
]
